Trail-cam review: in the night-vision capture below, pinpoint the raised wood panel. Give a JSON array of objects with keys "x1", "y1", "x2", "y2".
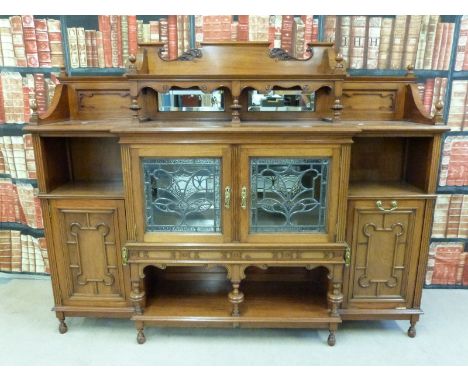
[
  {"x1": 50, "y1": 199, "x2": 128, "y2": 307},
  {"x1": 346, "y1": 199, "x2": 425, "y2": 309},
  {"x1": 76, "y1": 90, "x2": 131, "y2": 119}
]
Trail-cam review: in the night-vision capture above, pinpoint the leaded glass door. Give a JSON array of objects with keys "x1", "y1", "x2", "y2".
[
  {"x1": 131, "y1": 145, "x2": 233, "y2": 243},
  {"x1": 239, "y1": 146, "x2": 341, "y2": 243}
]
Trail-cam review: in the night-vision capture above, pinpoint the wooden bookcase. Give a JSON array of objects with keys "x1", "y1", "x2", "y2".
[{"x1": 25, "y1": 42, "x2": 448, "y2": 345}]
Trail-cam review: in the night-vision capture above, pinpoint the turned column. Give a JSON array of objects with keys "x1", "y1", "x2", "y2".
[
  {"x1": 129, "y1": 280, "x2": 145, "y2": 315},
  {"x1": 230, "y1": 81, "x2": 241, "y2": 123},
  {"x1": 227, "y1": 265, "x2": 246, "y2": 317}
]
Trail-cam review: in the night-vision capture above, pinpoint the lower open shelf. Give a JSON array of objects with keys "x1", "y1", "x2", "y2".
[{"x1": 133, "y1": 273, "x2": 340, "y2": 328}]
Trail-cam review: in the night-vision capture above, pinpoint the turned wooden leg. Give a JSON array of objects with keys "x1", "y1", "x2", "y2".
[
  {"x1": 408, "y1": 319, "x2": 417, "y2": 338},
  {"x1": 130, "y1": 281, "x2": 145, "y2": 315},
  {"x1": 327, "y1": 330, "x2": 336, "y2": 346},
  {"x1": 58, "y1": 319, "x2": 68, "y2": 334},
  {"x1": 327, "y1": 282, "x2": 343, "y2": 318},
  {"x1": 228, "y1": 281, "x2": 244, "y2": 317},
  {"x1": 136, "y1": 321, "x2": 146, "y2": 344}
]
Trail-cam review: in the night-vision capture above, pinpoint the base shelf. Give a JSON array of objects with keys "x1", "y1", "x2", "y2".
[
  {"x1": 41, "y1": 181, "x2": 124, "y2": 198},
  {"x1": 348, "y1": 181, "x2": 430, "y2": 199},
  {"x1": 133, "y1": 280, "x2": 340, "y2": 327}
]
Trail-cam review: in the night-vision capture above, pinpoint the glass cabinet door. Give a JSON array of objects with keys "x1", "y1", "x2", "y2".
[
  {"x1": 131, "y1": 145, "x2": 232, "y2": 243},
  {"x1": 239, "y1": 146, "x2": 341, "y2": 243}
]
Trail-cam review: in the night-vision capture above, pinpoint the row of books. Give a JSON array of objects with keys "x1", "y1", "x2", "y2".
[
  {"x1": 439, "y1": 136, "x2": 468, "y2": 187},
  {"x1": 68, "y1": 15, "x2": 192, "y2": 68},
  {"x1": 0, "y1": 72, "x2": 58, "y2": 124},
  {"x1": 195, "y1": 15, "x2": 318, "y2": 59},
  {"x1": 432, "y1": 194, "x2": 468, "y2": 239},
  {"x1": 417, "y1": 77, "x2": 448, "y2": 116},
  {"x1": 447, "y1": 80, "x2": 468, "y2": 130},
  {"x1": 0, "y1": 178, "x2": 43, "y2": 229},
  {"x1": 0, "y1": 134, "x2": 36, "y2": 180},
  {"x1": 454, "y1": 15, "x2": 468, "y2": 71},
  {"x1": 0, "y1": 230, "x2": 48, "y2": 273},
  {"x1": 0, "y1": 16, "x2": 64, "y2": 68},
  {"x1": 426, "y1": 242, "x2": 468, "y2": 286},
  {"x1": 324, "y1": 16, "x2": 454, "y2": 70}
]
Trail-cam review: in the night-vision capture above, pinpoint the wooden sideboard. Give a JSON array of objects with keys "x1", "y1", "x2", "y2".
[{"x1": 26, "y1": 42, "x2": 448, "y2": 346}]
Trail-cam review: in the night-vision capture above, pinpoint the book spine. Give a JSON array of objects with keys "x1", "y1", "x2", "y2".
[
  {"x1": 9, "y1": 16, "x2": 27, "y2": 67},
  {"x1": 292, "y1": 17, "x2": 305, "y2": 59},
  {"x1": 46, "y1": 19, "x2": 64, "y2": 68},
  {"x1": 22, "y1": 81, "x2": 30, "y2": 124},
  {"x1": 460, "y1": 195, "x2": 468, "y2": 238},
  {"x1": 423, "y1": 78, "x2": 435, "y2": 114},
  {"x1": 121, "y1": 16, "x2": 129, "y2": 66},
  {"x1": 183, "y1": 15, "x2": 190, "y2": 50},
  {"x1": 402, "y1": 15, "x2": 422, "y2": 69},
  {"x1": 23, "y1": 133, "x2": 36, "y2": 179},
  {"x1": 231, "y1": 21, "x2": 238, "y2": 41},
  {"x1": 116, "y1": 16, "x2": 122, "y2": 67},
  {"x1": 137, "y1": 20, "x2": 144, "y2": 44},
  {"x1": 423, "y1": 15, "x2": 440, "y2": 70},
  {"x1": 127, "y1": 16, "x2": 138, "y2": 56},
  {"x1": 108, "y1": 16, "x2": 120, "y2": 67},
  {"x1": 324, "y1": 16, "x2": 337, "y2": 43},
  {"x1": 268, "y1": 16, "x2": 276, "y2": 46},
  {"x1": 312, "y1": 18, "x2": 319, "y2": 42},
  {"x1": 415, "y1": 15, "x2": 430, "y2": 69},
  {"x1": 0, "y1": 77, "x2": 5, "y2": 124},
  {"x1": 177, "y1": 15, "x2": 184, "y2": 55},
  {"x1": 349, "y1": 16, "x2": 367, "y2": 69},
  {"x1": 238, "y1": 15, "x2": 249, "y2": 42},
  {"x1": 159, "y1": 18, "x2": 168, "y2": 58},
  {"x1": 280, "y1": 15, "x2": 293, "y2": 54},
  {"x1": 85, "y1": 30, "x2": 93, "y2": 67},
  {"x1": 167, "y1": 15, "x2": 178, "y2": 60},
  {"x1": 447, "y1": 81, "x2": 468, "y2": 130},
  {"x1": 11, "y1": 231, "x2": 21, "y2": 272},
  {"x1": 194, "y1": 15, "x2": 203, "y2": 46},
  {"x1": 442, "y1": 23, "x2": 454, "y2": 70},
  {"x1": 34, "y1": 18, "x2": 52, "y2": 68},
  {"x1": 76, "y1": 27, "x2": 87, "y2": 68},
  {"x1": 66, "y1": 27, "x2": 79, "y2": 69},
  {"x1": 96, "y1": 31, "x2": 105, "y2": 68},
  {"x1": 457, "y1": 252, "x2": 466, "y2": 284},
  {"x1": 21, "y1": 15, "x2": 39, "y2": 67},
  {"x1": 0, "y1": 231, "x2": 12, "y2": 272},
  {"x1": 389, "y1": 15, "x2": 408, "y2": 69},
  {"x1": 446, "y1": 194, "x2": 463, "y2": 237},
  {"x1": 447, "y1": 139, "x2": 468, "y2": 186},
  {"x1": 273, "y1": 15, "x2": 282, "y2": 48},
  {"x1": 432, "y1": 195, "x2": 451, "y2": 237},
  {"x1": 430, "y1": 22, "x2": 444, "y2": 70},
  {"x1": 91, "y1": 30, "x2": 98, "y2": 67},
  {"x1": 0, "y1": 18, "x2": 17, "y2": 67},
  {"x1": 339, "y1": 16, "x2": 351, "y2": 65},
  {"x1": 377, "y1": 17, "x2": 394, "y2": 69},
  {"x1": 436, "y1": 23, "x2": 449, "y2": 70},
  {"x1": 33, "y1": 73, "x2": 47, "y2": 116},
  {"x1": 301, "y1": 15, "x2": 314, "y2": 58},
  {"x1": 432, "y1": 244, "x2": 464, "y2": 285},
  {"x1": 455, "y1": 16, "x2": 468, "y2": 71},
  {"x1": 366, "y1": 17, "x2": 382, "y2": 69}
]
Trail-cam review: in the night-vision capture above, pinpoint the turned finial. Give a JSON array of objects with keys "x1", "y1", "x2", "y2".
[
  {"x1": 128, "y1": 54, "x2": 137, "y2": 74},
  {"x1": 334, "y1": 52, "x2": 345, "y2": 74},
  {"x1": 435, "y1": 101, "x2": 444, "y2": 124},
  {"x1": 59, "y1": 65, "x2": 68, "y2": 78},
  {"x1": 29, "y1": 98, "x2": 38, "y2": 124},
  {"x1": 406, "y1": 64, "x2": 415, "y2": 76}
]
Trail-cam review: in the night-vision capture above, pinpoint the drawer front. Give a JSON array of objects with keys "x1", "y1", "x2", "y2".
[{"x1": 346, "y1": 199, "x2": 426, "y2": 309}]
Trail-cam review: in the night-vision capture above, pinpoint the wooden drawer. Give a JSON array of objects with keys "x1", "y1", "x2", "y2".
[{"x1": 345, "y1": 198, "x2": 426, "y2": 309}]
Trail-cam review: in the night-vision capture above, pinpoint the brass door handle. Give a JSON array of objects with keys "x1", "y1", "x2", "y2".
[
  {"x1": 241, "y1": 186, "x2": 247, "y2": 209},
  {"x1": 376, "y1": 200, "x2": 398, "y2": 212},
  {"x1": 224, "y1": 186, "x2": 231, "y2": 209}
]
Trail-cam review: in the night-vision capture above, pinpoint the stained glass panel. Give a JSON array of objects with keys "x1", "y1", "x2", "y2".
[
  {"x1": 143, "y1": 158, "x2": 221, "y2": 232},
  {"x1": 250, "y1": 158, "x2": 329, "y2": 233}
]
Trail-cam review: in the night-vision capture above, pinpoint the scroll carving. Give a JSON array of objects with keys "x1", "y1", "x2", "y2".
[
  {"x1": 158, "y1": 48, "x2": 203, "y2": 61},
  {"x1": 269, "y1": 47, "x2": 313, "y2": 61}
]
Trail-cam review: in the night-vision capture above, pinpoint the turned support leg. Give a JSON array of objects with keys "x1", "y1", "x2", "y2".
[
  {"x1": 327, "y1": 282, "x2": 343, "y2": 318},
  {"x1": 228, "y1": 281, "x2": 244, "y2": 317},
  {"x1": 130, "y1": 281, "x2": 145, "y2": 315},
  {"x1": 57, "y1": 312, "x2": 68, "y2": 334},
  {"x1": 136, "y1": 323, "x2": 146, "y2": 344},
  {"x1": 408, "y1": 316, "x2": 418, "y2": 338},
  {"x1": 327, "y1": 330, "x2": 336, "y2": 346}
]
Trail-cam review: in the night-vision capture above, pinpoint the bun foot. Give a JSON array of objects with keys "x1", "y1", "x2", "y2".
[
  {"x1": 58, "y1": 319, "x2": 68, "y2": 334},
  {"x1": 137, "y1": 328, "x2": 146, "y2": 344},
  {"x1": 327, "y1": 331, "x2": 336, "y2": 346},
  {"x1": 408, "y1": 325, "x2": 416, "y2": 338}
]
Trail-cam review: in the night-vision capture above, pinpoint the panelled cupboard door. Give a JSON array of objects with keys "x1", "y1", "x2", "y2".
[
  {"x1": 346, "y1": 199, "x2": 426, "y2": 309},
  {"x1": 49, "y1": 199, "x2": 129, "y2": 307},
  {"x1": 239, "y1": 145, "x2": 341, "y2": 243},
  {"x1": 129, "y1": 144, "x2": 233, "y2": 243}
]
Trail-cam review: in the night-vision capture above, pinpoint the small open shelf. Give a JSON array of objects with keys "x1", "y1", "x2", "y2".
[
  {"x1": 348, "y1": 181, "x2": 429, "y2": 199},
  {"x1": 133, "y1": 266, "x2": 338, "y2": 327},
  {"x1": 39, "y1": 136, "x2": 123, "y2": 197}
]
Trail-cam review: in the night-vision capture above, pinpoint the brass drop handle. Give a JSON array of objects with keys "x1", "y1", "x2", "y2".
[
  {"x1": 241, "y1": 186, "x2": 247, "y2": 209},
  {"x1": 376, "y1": 200, "x2": 398, "y2": 212},
  {"x1": 121, "y1": 247, "x2": 128, "y2": 266},
  {"x1": 224, "y1": 186, "x2": 231, "y2": 209}
]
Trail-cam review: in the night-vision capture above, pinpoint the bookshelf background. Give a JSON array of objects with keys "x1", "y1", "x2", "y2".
[{"x1": 1, "y1": 14, "x2": 468, "y2": 288}]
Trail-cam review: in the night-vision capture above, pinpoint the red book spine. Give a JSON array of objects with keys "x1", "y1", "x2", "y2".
[
  {"x1": 281, "y1": 15, "x2": 294, "y2": 53},
  {"x1": 168, "y1": 15, "x2": 178, "y2": 60},
  {"x1": 116, "y1": 16, "x2": 123, "y2": 67},
  {"x1": 22, "y1": 85, "x2": 30, "y2": 123},
  {"x1": 33, "y1": 74, "x2": 47, "y2": 116},
  {"x1": 10, "y1": 16, "x2": 27, "y2": 67},
  {"x1": 423, "y1": 78, "x2": 435, "y2": 114},
  {"x1": 22, "y1": 15, "x2": 39, "y2": 67},
  {"x1": 34, "y1": 18, "x2": 52, "y2": 67},
  {"x1": 128, "y1": 15, "x2": 138, "y2": 56},
  {"x1": 237, "y1": 15, "x2": 249, "y2": 41},
  {"x1": 302, "y1": 15, "x2": 314, "y2": 56},
  {"x1": 312, "y1": 18, "x2": 319, "y2": 42},
  {"x1": 99, "y1": 15, "x2": 112, "y2": 68},
  {"x1": 85, "y1": 30, "x2": 93, "y2": 67}
]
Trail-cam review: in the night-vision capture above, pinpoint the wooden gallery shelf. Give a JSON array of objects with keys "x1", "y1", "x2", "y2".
[{"x1": 133, "y1": 280, "x2": 339, "y2": 328}]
